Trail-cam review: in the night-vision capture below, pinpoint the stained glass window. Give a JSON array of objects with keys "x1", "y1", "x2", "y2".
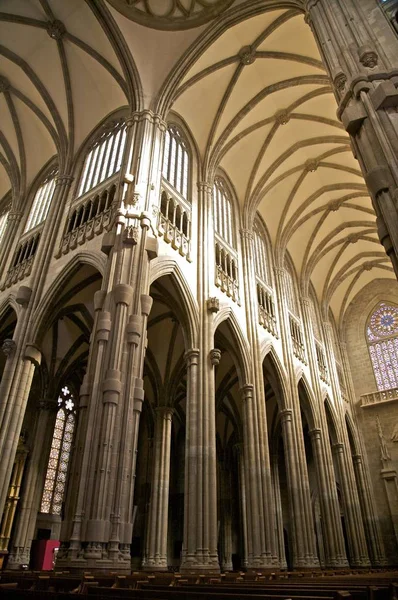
[
  {"x1": 40, "y1": 386, "x2": 76, "y2": 515},
  {"x1": 78, "y1": 120, "x2": 127, "y2": 198},
  {"x1": 367, "y1": 303, "x2": 398, "y2": 391},
  {"x1": 162, "y1": 125, "x2": 189, "y2": 200}
]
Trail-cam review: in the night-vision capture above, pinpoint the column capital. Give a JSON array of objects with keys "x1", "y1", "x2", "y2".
[
  {"x1": 155, "y1": 406, "x2": 174, "y2": 420},
  {"x1": 55, "y1": 174, "x2": 74, "y2": 187},
  {"x1": 240, "y1": 228, "x2": 254, "y2": 241},
  {"x1": 352, "y1": 454, "x2": 363, "y2": 465},
  {"x1": 126, "y1": 110, "x2": 167, "y2": 132},
  {"x1": 197, "y1": 181, "x2": 212, "y2": 193},
  {"x1": 184, "y1": 348, "x2": 200, "y2": 367},
  {"x1": 308, "y1": 428, "x2": 322, "y2": 440},
  {"x1": 23, "y1": 343, "x2": 41, "y2": 367},
  {"x1": 332, "y1": 442, "x2": 344, "y2": 455},
  {"x1": 279, "y1": 408, "x2": 293, "y2": 423},
  {"x1": 240, "y1": 383, "x2": 254, "y2": 402},
  {"x1": 7, "y1": 210, "x2": 22, "y2": 223}
]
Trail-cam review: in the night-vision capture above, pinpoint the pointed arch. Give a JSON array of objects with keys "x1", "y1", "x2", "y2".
[
  {"x1": 324, "y1": 395, "x2": 341, "y2": 445},
  {"x1": 149, "y1": 256, "x2": 199, "y2": 350},
  {"x1": 298, "y1": 375, "x2": 318, "y2": 430},
  {"x1": 262, "y1": 344, "x2": 289, "y2": 408},
  {"x1": 31, "y1": 251, "x2": 106, "y2": 344},
  {"x1": 213, "y1": 307, "x2": 251, "y2": 387},
  {"x1": 345, "y1": 412, "x2": 361, "y2": 456}
]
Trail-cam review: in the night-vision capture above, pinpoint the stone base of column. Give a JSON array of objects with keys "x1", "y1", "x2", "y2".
[
  {"x1": 55, "y1": 557, "x2": 132, "y2": 573},
  {"x1": 7, "y1": 547, "x2": 31, "y2": 569},
  {"x1": 142, "y1": 557, "x2": 168, "y2": 571},
  {"x1": 180, "y1": 551, "x2": 220, "y2": 573}
]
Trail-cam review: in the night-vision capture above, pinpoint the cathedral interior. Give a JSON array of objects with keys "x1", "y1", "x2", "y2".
[{"x1": 1, "y1": 0, "x2": 398, "y2": 575}]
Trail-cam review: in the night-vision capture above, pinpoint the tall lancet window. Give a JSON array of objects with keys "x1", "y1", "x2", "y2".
[
  {"x1": 40, "y1": 386, "x2": 76, "y2": 515},
  {"x1": 162, "y1": 125, "x2": 189, "y2": 200},
  {"x1": 158, "y1": 124, "x2": 191, "y2": 258},
  {"x1": 284, "y1": 263, "x2": 299, "y2": 317},
  {"x1": 0, "y1": 205, "x2": 9, "y2": 245},
  {"x1": 24, "y1": 169, "x2": 58, "y2": 233},
  {"x1": 253, "y1": 218, "x2": 270, "y2": 285},
  {"x1": 213, "y1": 176, "x2": 239, "y2": 302},
  {"x1": 253, "y1": 217, "x2": 277, "y2": 336},
  {"x1": 78, "y1": 119, "x2": 127, "y2": 198},
  {"x1": 367, "y1": 303, "x2": 398, "y2": 391}
]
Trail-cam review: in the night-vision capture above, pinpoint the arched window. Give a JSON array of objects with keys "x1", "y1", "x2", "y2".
[
  {"x1": 162, "y1": 125, "x2": 189, "y2": 200},
  {"x1": 78, "y1": 119, "x2": 127, "y2": 198},
  {"x1": 367, "y1": 302, "x2": 398, "y2": 391},
  {"x1": 0, "y1": 205, "x2": 9, "y2": 245},
  {"x1": 213, "y1": 176, "x2": 235, "y2": 249},
  {"x1": 24, "y1": 168, "x2": 58, "y2": 233},
  {"x1": 284, "y1": 263, "x2": 299, "y2": 317},
  {"x1": 40, "y1": 386, "x2": 76, "y2": 515},
  {"x1": 213, "y1": 176, "x2": 239, "y2": 302},
  {"x1": 253, "y1": 218, "x2": 269, "y2": 285}
]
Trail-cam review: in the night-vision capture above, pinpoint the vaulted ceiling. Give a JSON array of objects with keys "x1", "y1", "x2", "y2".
[
  {"x1": 0, "y1": 0, "x2": 135, "y2": 205},
  {"x1": 0, "y1": 0, "x2": 395, "y2": 325},
  {"x1": 171, "y1": 7, "x2": 395, "y2": 322}
]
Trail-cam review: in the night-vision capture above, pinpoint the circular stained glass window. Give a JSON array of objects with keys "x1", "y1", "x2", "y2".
[
  {"x1": 107, "y1": 0, "x2": 235, "y2": 30},
  {"x1": 367, "y1": 303, "x2": 398, "y2": 341}
]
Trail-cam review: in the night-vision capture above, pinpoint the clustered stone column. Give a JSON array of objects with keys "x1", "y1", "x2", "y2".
[
  {"x1": 53, "y1": 110, "x2": 166, "y2": 572},
  {"x1": 300, "y1": 297, "x2": 348, "y2": 567},
  {"x1": 143, "y1": 407, "x2": 173, "y2": 570},
  {"x1": 323, "y1": 320, "x2": 383, "y2": 566},
  {"x1": 240, "y1": 228, "x2": 277, "y2": 567},
  {"x1": 274, "y1": 267, "x2": 319, "y2": 568},
  {"x1": 305, "y1": 0, "x2": 398, "y2": 275},
  {"x1": 7, "y1": 401, "x2": 57, "y2": 569}
]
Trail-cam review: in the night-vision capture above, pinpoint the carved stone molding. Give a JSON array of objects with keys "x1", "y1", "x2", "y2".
[
  {"x1": 107, "y1": 0, "x2": 235, "y2": 31},
  {"x1": 2, "y1": 339, "x2": 16, "y2": 357},
  {"x1": 238, "y1": 46, "x2": 256, "y2": 66},
  {"x1": 46, "y1": 20, "x2": 66, "y2": 40},
  {"x1": 210, "y1": 348, "x2": 222, "y2": 366},
  {"x1": 358, "y1": 45, "x2": 378, "y2": 69},
  {"x1": 207, "y1": 297, "x2": 220, "y2": 313}
]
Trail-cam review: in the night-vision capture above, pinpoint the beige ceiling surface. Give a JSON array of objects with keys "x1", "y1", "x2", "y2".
[
  {"x1": 0, "y1": 0, "x2": 129, "y2": 206},
  {"x1": 171, "y1": 8, "x2": 395, "y2": 324}
]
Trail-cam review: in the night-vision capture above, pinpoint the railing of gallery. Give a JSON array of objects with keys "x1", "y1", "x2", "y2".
[
  {"x1": 156, "y1": 186, "x2": 191, "y2": 260},
  {"x1": 3, "y1": 229, "x2": 41, "y2": 288},
  {"x1": 315, "y1": 340, "x2": 329, "y2": 383},
  {"x1": 59, "y1": 180, "x2": 117, "y2": 256},
  {"x1": 215, "y1": 238, "x2": 239, "y2": 303},
  {"x1": 361, "y1": 388, "x2": 398, "y2": 407},
  {"x1": 257, "y1": 281, "x2": 278, "y2": 337},
  {"x1": 289, "y1": 313, "x2": 306, "y2": 363}
]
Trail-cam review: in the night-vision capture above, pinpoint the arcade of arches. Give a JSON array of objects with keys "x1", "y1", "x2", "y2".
[{"x1": 1, "y1": 0, "x2": 398, "y2": 574}]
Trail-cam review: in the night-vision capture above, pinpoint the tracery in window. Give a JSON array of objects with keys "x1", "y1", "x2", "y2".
[
  {"x1": 78, "y1": 120, "x2": 127, "y2": 198},
  {"x1": 40, "y1": 386, "x2": 76, "y2": 515},
  {"x1": 24, "y1": 169, "x2": 58, "y2": 233},
  {"x1": 213, "y1": 176, "x2": 235, "y2": 248},
  {"x1": 284, "y1": 264, "x2": 298, "y2": 317},
  {"x1": 162, "y1": 125, "x2": 189, "y2": 200},
  {"x1": 367, "y1": 303, "x2": 398, "y2": 391},
  {"x1": 253, "y1": 218, "x2": 269, "y2": 285}
]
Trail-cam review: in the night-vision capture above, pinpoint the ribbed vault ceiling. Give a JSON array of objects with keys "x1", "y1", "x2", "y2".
[
  {"x1": 0, "y1": 1, "x2": 395, "y2": 325},
  {"x1": 0, "y1": 0, "x2": 133, "y2": 206},
  {"x1": 171, "y1": 8, "x2": 395, "y2": 323}
]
